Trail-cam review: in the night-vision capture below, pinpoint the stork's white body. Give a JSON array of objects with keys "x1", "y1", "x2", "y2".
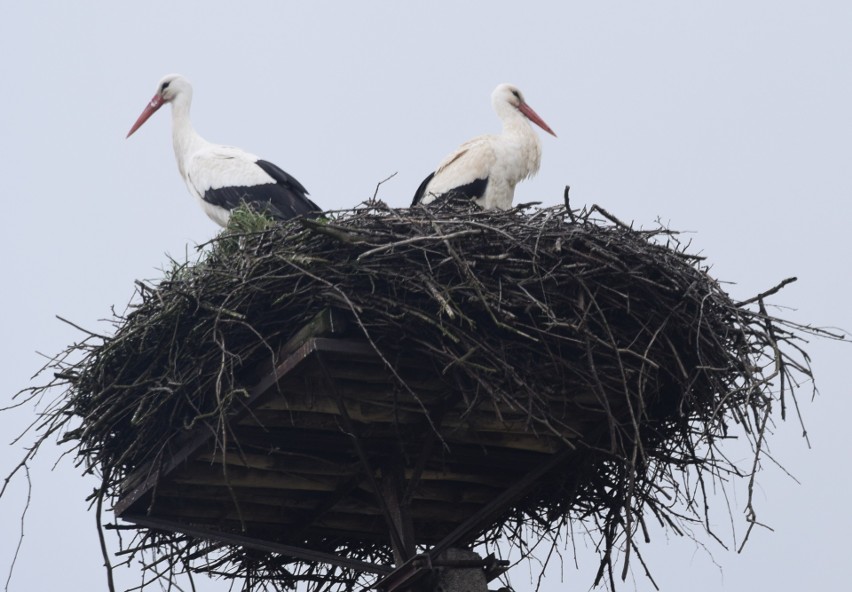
[
  {"x1": 172, "y1": 125, "x2": 272, "y2": 227},
  {"x1": 128, "y1": 74, "x2": 318, "y2": 227},
  {"x1": 413, "y1": 84, "x2": 556, "y2": 210}
]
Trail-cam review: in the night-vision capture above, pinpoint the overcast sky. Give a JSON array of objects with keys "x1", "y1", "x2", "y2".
[{"x1": 1, "y1": 1, "x2": 850, "y2": 590}]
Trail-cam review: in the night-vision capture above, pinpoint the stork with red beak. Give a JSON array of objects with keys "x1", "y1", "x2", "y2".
[
  {"x1": 412, "y1": 83, "x2": 556, "y2": 210},
  {"x1": 127, "y1": 74, "x2": 320, "y2": 227}
]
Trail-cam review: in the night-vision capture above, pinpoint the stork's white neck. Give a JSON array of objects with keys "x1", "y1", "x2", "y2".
[
  {"x1": 169, "y1": 89, "x2": 206, "y2": 180},
  {"x1": 496, "y1": 106, "x2": 543, "y2": 183}
]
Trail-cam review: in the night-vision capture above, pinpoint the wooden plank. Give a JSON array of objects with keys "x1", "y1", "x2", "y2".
[
  {"x1": 241, "y1": 401, "x2": 585, "y2": 442},
  {"x1": 150, "y1": 485, "x2": 486, "y2": 524},
  {"x1": 279, "y1": 386, "x2": 445, "y2": 410},
  {"x1": 240, "y1": 403, "x2": 424, "y2": 427},
  {"x1": 439, "y1": 429, "x2": 563, "y2": 454},
  {"x1": 151, "y1": 484, "x2": 354, "y2": 509},
  {"x1": 170, "y1": 462, "x2": 346, "y2": 492},
  {"x1": 393, "y1": 481, "x2": 500, "y2": 505},
  {"x1": 278, "y1": 308, "x2": 349, "y2": 356},
  {"x1": 441, "y1": 411, "x2": 586, "y2": 435},
  {"x1": 224, "y1": 426, "x2": 358, "y2": 458},
  {"x1": 406, "y1": 469, "x2": 510, "y2": 487},
  {"x1": 195, "y1": 451, "x2": 358, "y2": 475},
  {"x1": 155, "y1": 465, "x2": 514, "y2": 507}
]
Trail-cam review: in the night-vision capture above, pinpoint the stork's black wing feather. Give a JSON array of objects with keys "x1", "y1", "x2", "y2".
[
  {"x1": 254, "y1": 160, "x2": 321, "y2": 218},
  {"x1": 412, "y1": 174, "x2": 488, "y2": 206},
  {"x1": 447, "y1": 178, "x2": 488, "y2": 201},
  {"x1": 411, "y1": 172, "x2": 436, "y2": 206},
  {"x1": 203, "y1": 160, "x2": 320, "y2": 221}
]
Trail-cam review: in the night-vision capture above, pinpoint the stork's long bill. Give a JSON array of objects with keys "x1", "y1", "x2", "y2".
[
  {"x1": 127, "y1": 95, "x2": 166, "y2": 138},
  {"x1": 518, "y1": 102, "x2": 556, "y2": 137}
]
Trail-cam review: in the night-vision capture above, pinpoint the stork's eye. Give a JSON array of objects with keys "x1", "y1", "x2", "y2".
[
  {"x1": 161, "y1": 81, "x2": 171, "y2": 92},
  {"x1": 511, "y1": 89, "x2": 521, "y2": 100}
]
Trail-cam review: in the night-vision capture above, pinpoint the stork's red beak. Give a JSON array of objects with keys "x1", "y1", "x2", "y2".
[
  {"x1": 518, "y1": 101, "x2": 557, "y2": 137},
  {"x1": 126, "y1": 94, "x2": 166, "y2": 138}
]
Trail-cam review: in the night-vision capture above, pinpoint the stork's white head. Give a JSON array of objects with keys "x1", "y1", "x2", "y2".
[
  {"x1": 492, "y1": 83, "x2": 556, "y2": 137},
  {"x1": 126, "y1": 74, "x2": 193, "y2": 138}
]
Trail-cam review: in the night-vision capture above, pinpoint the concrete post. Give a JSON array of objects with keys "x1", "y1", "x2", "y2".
[{"x1": 432, "y1": 548, "x2": 488, "y2": 592}]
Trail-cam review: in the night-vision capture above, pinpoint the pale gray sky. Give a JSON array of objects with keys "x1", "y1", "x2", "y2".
[{"x1": 1, "y1": 1, "x2": 850, "y2": 590}]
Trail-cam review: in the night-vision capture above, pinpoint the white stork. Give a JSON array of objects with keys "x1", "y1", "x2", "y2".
[
  {"x1": 127, "y1": 74, "x2": 320, "y2": 227},
  {"x1": 412, "y1": 83, "x2": 556, "y2": 210}
]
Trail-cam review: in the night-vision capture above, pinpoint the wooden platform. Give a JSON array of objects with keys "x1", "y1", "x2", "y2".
[{"x1": 115, "y1": 308, "x2": 574, "y2": 574}]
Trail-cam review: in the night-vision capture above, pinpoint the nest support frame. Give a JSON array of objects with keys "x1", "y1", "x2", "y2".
[{"x1": 114, "y1": 308, "x2": 566, "y2": 589}]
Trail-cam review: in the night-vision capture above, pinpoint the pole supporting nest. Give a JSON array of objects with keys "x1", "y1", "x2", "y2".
[
  {"x1": 372, "y1": 447, "x2": 573, "y2": 591},
  {"x1": 373, "y1": 551, "x2": 509, "y2": 592}
]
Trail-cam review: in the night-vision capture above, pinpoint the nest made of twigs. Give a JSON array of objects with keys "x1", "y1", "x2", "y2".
[{"x1": 15, "y1": 198, "x2": 824, "y2": 591}]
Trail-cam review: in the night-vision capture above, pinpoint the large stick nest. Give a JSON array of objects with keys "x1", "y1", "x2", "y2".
[{"x1": 12, "y1": 198, "x2": 826, "y2": 590}]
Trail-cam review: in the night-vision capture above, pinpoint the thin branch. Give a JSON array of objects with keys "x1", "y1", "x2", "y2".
[{"x1": 4, "y1": 464, "x2": 30, "y2": 592}]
